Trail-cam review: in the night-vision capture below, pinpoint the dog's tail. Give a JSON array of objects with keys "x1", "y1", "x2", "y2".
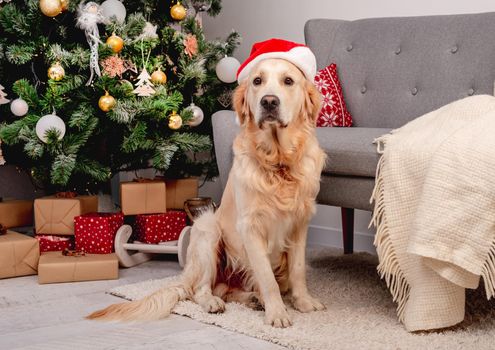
[
  {"x1": 87, "y1": 209, "x2": 220, "y2": 322},
  {"x1": 86, "y1": 283, "x2": 190, "y2": 322}
]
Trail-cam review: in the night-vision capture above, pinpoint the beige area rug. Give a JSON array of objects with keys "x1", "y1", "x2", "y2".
[{"x1": 109, "y1": 249, "x2": 495, "y2": 350}]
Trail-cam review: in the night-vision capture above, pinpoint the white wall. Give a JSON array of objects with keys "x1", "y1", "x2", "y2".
[
  {"x1": 204, "y1": 0, "x2": 495, "y2": 61},
  {"x1": 203, "y1": 0, "x2": 495, "y2": 253}
]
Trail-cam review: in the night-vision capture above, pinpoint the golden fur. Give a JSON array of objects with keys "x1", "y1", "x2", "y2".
[{"x1": 87, "y1": 58, "x2": 326, "y2": 328}]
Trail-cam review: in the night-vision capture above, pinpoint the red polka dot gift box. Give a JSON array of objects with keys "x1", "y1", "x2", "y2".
[
  {"x1": 74, "y1": 212, "x2": 124, "y2": 254},
  {"x1": 135, "y1": 211, "x2": 187, "y2": 244},
  {"x1": 36, "y1": 235, "x2": 74, "y2": 253}
]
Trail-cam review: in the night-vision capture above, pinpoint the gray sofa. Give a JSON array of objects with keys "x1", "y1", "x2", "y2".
[{"x1": 213, "y1": 12, "x2": 495, "y2": 253}]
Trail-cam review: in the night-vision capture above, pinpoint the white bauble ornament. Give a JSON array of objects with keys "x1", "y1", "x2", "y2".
[
  {"x1": 36, "y1": 113, "x2": 66, "y2": 143},
  {"x1": 100, "y1": 0, "x2": 126, "y2": 23},
  {"x1": 215, "y1": 56, "x2": 240, "y2": 83},
  {"x1": 185, "y1": 102, "x2": 204, "y2": 127},
  {"x1": 10, "y1": 98, "x2": 29, "y2": 116}
]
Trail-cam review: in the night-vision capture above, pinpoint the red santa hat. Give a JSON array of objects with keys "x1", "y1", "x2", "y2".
[{"x1": 236, "y1": 38, "x2": 317, "y2": 83}]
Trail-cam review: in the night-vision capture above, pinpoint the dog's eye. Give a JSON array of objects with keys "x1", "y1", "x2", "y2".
[
  {"x1": 284, "y1": 77, "x2": 294, "y2": 86},
  {"x1": 253, "y1": 77, "x2": 262, "y2": 86}
]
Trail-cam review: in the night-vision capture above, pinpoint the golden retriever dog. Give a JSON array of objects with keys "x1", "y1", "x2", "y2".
[{"x1": 88, "y1": 58, "x2": 326, "y2": 328}]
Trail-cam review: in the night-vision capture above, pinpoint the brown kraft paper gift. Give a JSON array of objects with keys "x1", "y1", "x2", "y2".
[
  {"x1": 0, "y1": 231, "x2": 40, "y2": 279},
  {"x1": 120, "y1": 181, "x2": 167, "y2": 215},
  {"x1": 38, "y1": 251, "x2": 118, "y2": 284},
  {"x1": 0, "y1": 199, "x2": 34, "y2": 228},
  {"x1": 34, "y1": 195, "x2": 98, "y2": 235},
  {"x1": 165, "y1": 178, "x2": 198, "y2": 209}
]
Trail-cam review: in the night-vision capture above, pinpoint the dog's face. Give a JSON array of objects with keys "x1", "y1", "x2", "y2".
[{"x1": 234, "y1": 59, "x2": 321, "y2": 129}]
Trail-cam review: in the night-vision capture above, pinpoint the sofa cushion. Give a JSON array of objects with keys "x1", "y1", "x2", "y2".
[
  {"x1": 316, "y1": 127, "x2": 391, "y2": 177},
  {"x1": 314, "y1": 63, "x2": 353, "y2": 127}
]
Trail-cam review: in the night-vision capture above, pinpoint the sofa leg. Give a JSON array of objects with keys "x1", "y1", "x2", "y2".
[{"x1": 341, "y1": 207, "x2": 354, "y2": 254}]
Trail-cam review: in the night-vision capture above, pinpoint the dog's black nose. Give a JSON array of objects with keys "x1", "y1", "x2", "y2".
[{"x1": 260, "y1": 95, "x2": 280, "y2": 111}]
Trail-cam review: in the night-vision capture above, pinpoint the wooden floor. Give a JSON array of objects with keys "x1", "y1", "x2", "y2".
[{"x1": 0, "y1": 258, "x2": 283, "y2": 350}]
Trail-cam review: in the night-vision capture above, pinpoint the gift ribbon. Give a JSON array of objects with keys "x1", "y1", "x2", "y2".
[
  {"x1": 62, "y1": 248, "x2": 86, "y2": 257},
  {"x1": 55, "y1": 191, "x2": 78, "y2": 199},
  {"x1": 133, "y1": 177, "x2": 162, "y2": 183}
]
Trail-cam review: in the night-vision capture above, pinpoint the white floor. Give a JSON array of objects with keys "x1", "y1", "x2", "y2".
[{"x1": 0, "y1": 257, "x2": 284, "y2": 350}]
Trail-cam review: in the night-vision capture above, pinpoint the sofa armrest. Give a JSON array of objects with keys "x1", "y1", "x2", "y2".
[{"x1": 212, "y1": 110, "x2": 239, "y2": 190}]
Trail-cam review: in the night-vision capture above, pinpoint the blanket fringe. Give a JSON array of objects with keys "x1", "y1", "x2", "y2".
[
  {"x1": 481, "y1": 240, "x2": 495, "y2": 299},
  {"x1": 370, "y1": 135, "x2": 410, "y2": 322}
]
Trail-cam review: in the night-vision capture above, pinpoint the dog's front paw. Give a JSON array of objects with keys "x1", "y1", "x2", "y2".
[
  {"x1": 200, "y1": 295, "x2": 226, "y2": 314},
  {"x1": 264, "y1": 307, "x2": 292, "y2": 328},
  {"x1": 293, "y1": 295, "x2": 326, "y2": 313}
]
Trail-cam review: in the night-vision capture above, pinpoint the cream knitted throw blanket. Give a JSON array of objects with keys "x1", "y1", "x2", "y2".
[{"x1": 371, "y1": 95, "x2": 495, "y2": 332}]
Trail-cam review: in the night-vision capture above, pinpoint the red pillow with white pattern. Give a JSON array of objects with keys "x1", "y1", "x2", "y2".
[{"x1": 314, "y1": 63, "x2": 353, "y2": 127}]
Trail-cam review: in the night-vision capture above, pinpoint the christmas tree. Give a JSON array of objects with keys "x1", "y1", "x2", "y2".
[{"x1": 0, "y1": 0, "x2": 240, "y2": 193}]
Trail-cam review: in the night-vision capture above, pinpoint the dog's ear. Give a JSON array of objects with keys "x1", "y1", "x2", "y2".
[
  {"x1": 233, "y1": 81, "x2": 250, "y2": 126},
  {"x1": 303, "y1": 80, "x2": 322, "y2": 125}
]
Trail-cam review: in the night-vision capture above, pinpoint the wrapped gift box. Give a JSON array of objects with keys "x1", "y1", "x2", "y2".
[
  {"x1": 0, "y1": 231, "x2": 39, "y2": 279},
  {"x1": 36, "y1": 235, "x2": 74, "y2": 253},
  {"x1": 38, "y1": 251, "x2": 118, "y2": 284},
  {"x1": 34, "y1": 195, "x2": 98, "y2": 235},
  {"x1": 75, "y1": 212, "x2": 124, "y2": 254},
  {"x1": 0, "y1": 199, "x2": 33, "y2": 228},
  {"x1": 135, "y1": 211, "x2": 187, "y2": 244},
  {"x1": 120, "y1": 181, "x2": 167, "y2": 215},
  {"x1": 165, "y1": 178, "x2": 198, "y2": 209}
]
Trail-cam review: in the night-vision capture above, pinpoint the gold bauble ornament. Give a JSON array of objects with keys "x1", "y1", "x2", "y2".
[
  {"x1": 106, "y1": 33, "x2": 124, "y2": 54},
  {"x1": 151, "y1": 69, "x2": 167, "y2": 85},
  {"x1": 60, "y1": 0, "x2": 69, "y2": 11},
  {"x1": 98, "y1": 91, "x2": 116, "y2": 112},
  {"x1": 170, "y1": 1, "x2": 187, "y2": 21},
  {"x1": 47, "y1": 62, "x2": 65, "y2": 81},
  {"x1": 168, "y1": 111, "x2": 183, "y2": 130},
  {"x1": 39, "y1": 0, "x2": 62, "y2": 17}
]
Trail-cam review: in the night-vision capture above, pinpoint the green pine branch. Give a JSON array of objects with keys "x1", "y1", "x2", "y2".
[
  {"x1": 47, "y1": 44, "x2": 90, "y2": 69},
  {"x1": 41, "y1": 75, "x2": 85, "y2": 111},
  {"x1": 63, "y1": 116, "x2": 98, "y2": 155},
  {"x1": 5, "y1": 43, "x2": 36, "y2": 65},
  {"x1": 51, "y1": 153, "x2": 76, "y2": 185},
  {"x1": 152, "y1": 143, "x2": 179, "y2": 170},
  {"x1": 0, "y1": 3, "x2": 31, "y2": 36},
  {"x1": 68, "y1": 103, "x2": 95, "y2": 130},
  {"x1": 168, "y1": 132, "x2": 211, "y2": 152},
  {"x1": 109, "y1": 99, "x2": 139, "y2": 124},
  {"x1": 122, "y1": 121, "x2": 154, "y2": 153},
  {"x1": 23, "y1": 135, "x2": 45, "y2": 159},
  {"x1": 178, "y1": 57, "x2": 207, "y2": 86},
  {"x1": 74, "y1": 157, "x2": 111, "y2": 182},
  {"x1": 12, "y1": 79, "x2": 41, "y2": 111},
  {"x1": 0, "y1": 114, "x2": 40, "y2": 145}
]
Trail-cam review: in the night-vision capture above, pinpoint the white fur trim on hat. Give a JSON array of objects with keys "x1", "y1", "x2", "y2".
[{"x1": 237, "y1": 46, "x2": 317, "y2": 83}]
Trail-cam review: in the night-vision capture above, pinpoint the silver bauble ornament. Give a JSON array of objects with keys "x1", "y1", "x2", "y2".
[
  {"x1": 215, "y1": 56, "x2": 241, "y2": 83},
  {"x1": 10, "y1": 98, "x2": 29, "y2": 116},
  {"x1": 186, "y1": 102, "x2": 204, "y2": 127},
  {"x1": 36, "y1": 113, "x2": 66, "y2": 143}
]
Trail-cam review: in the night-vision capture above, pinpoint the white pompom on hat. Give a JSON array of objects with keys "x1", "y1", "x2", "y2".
[{"x1": 236, "y1": 38, "x2": 317, "y2": 83}]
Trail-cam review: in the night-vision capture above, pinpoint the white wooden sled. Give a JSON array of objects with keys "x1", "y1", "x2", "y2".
[{"x1": 114, "y1": 224, "x2": 191, "y2": 268}]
